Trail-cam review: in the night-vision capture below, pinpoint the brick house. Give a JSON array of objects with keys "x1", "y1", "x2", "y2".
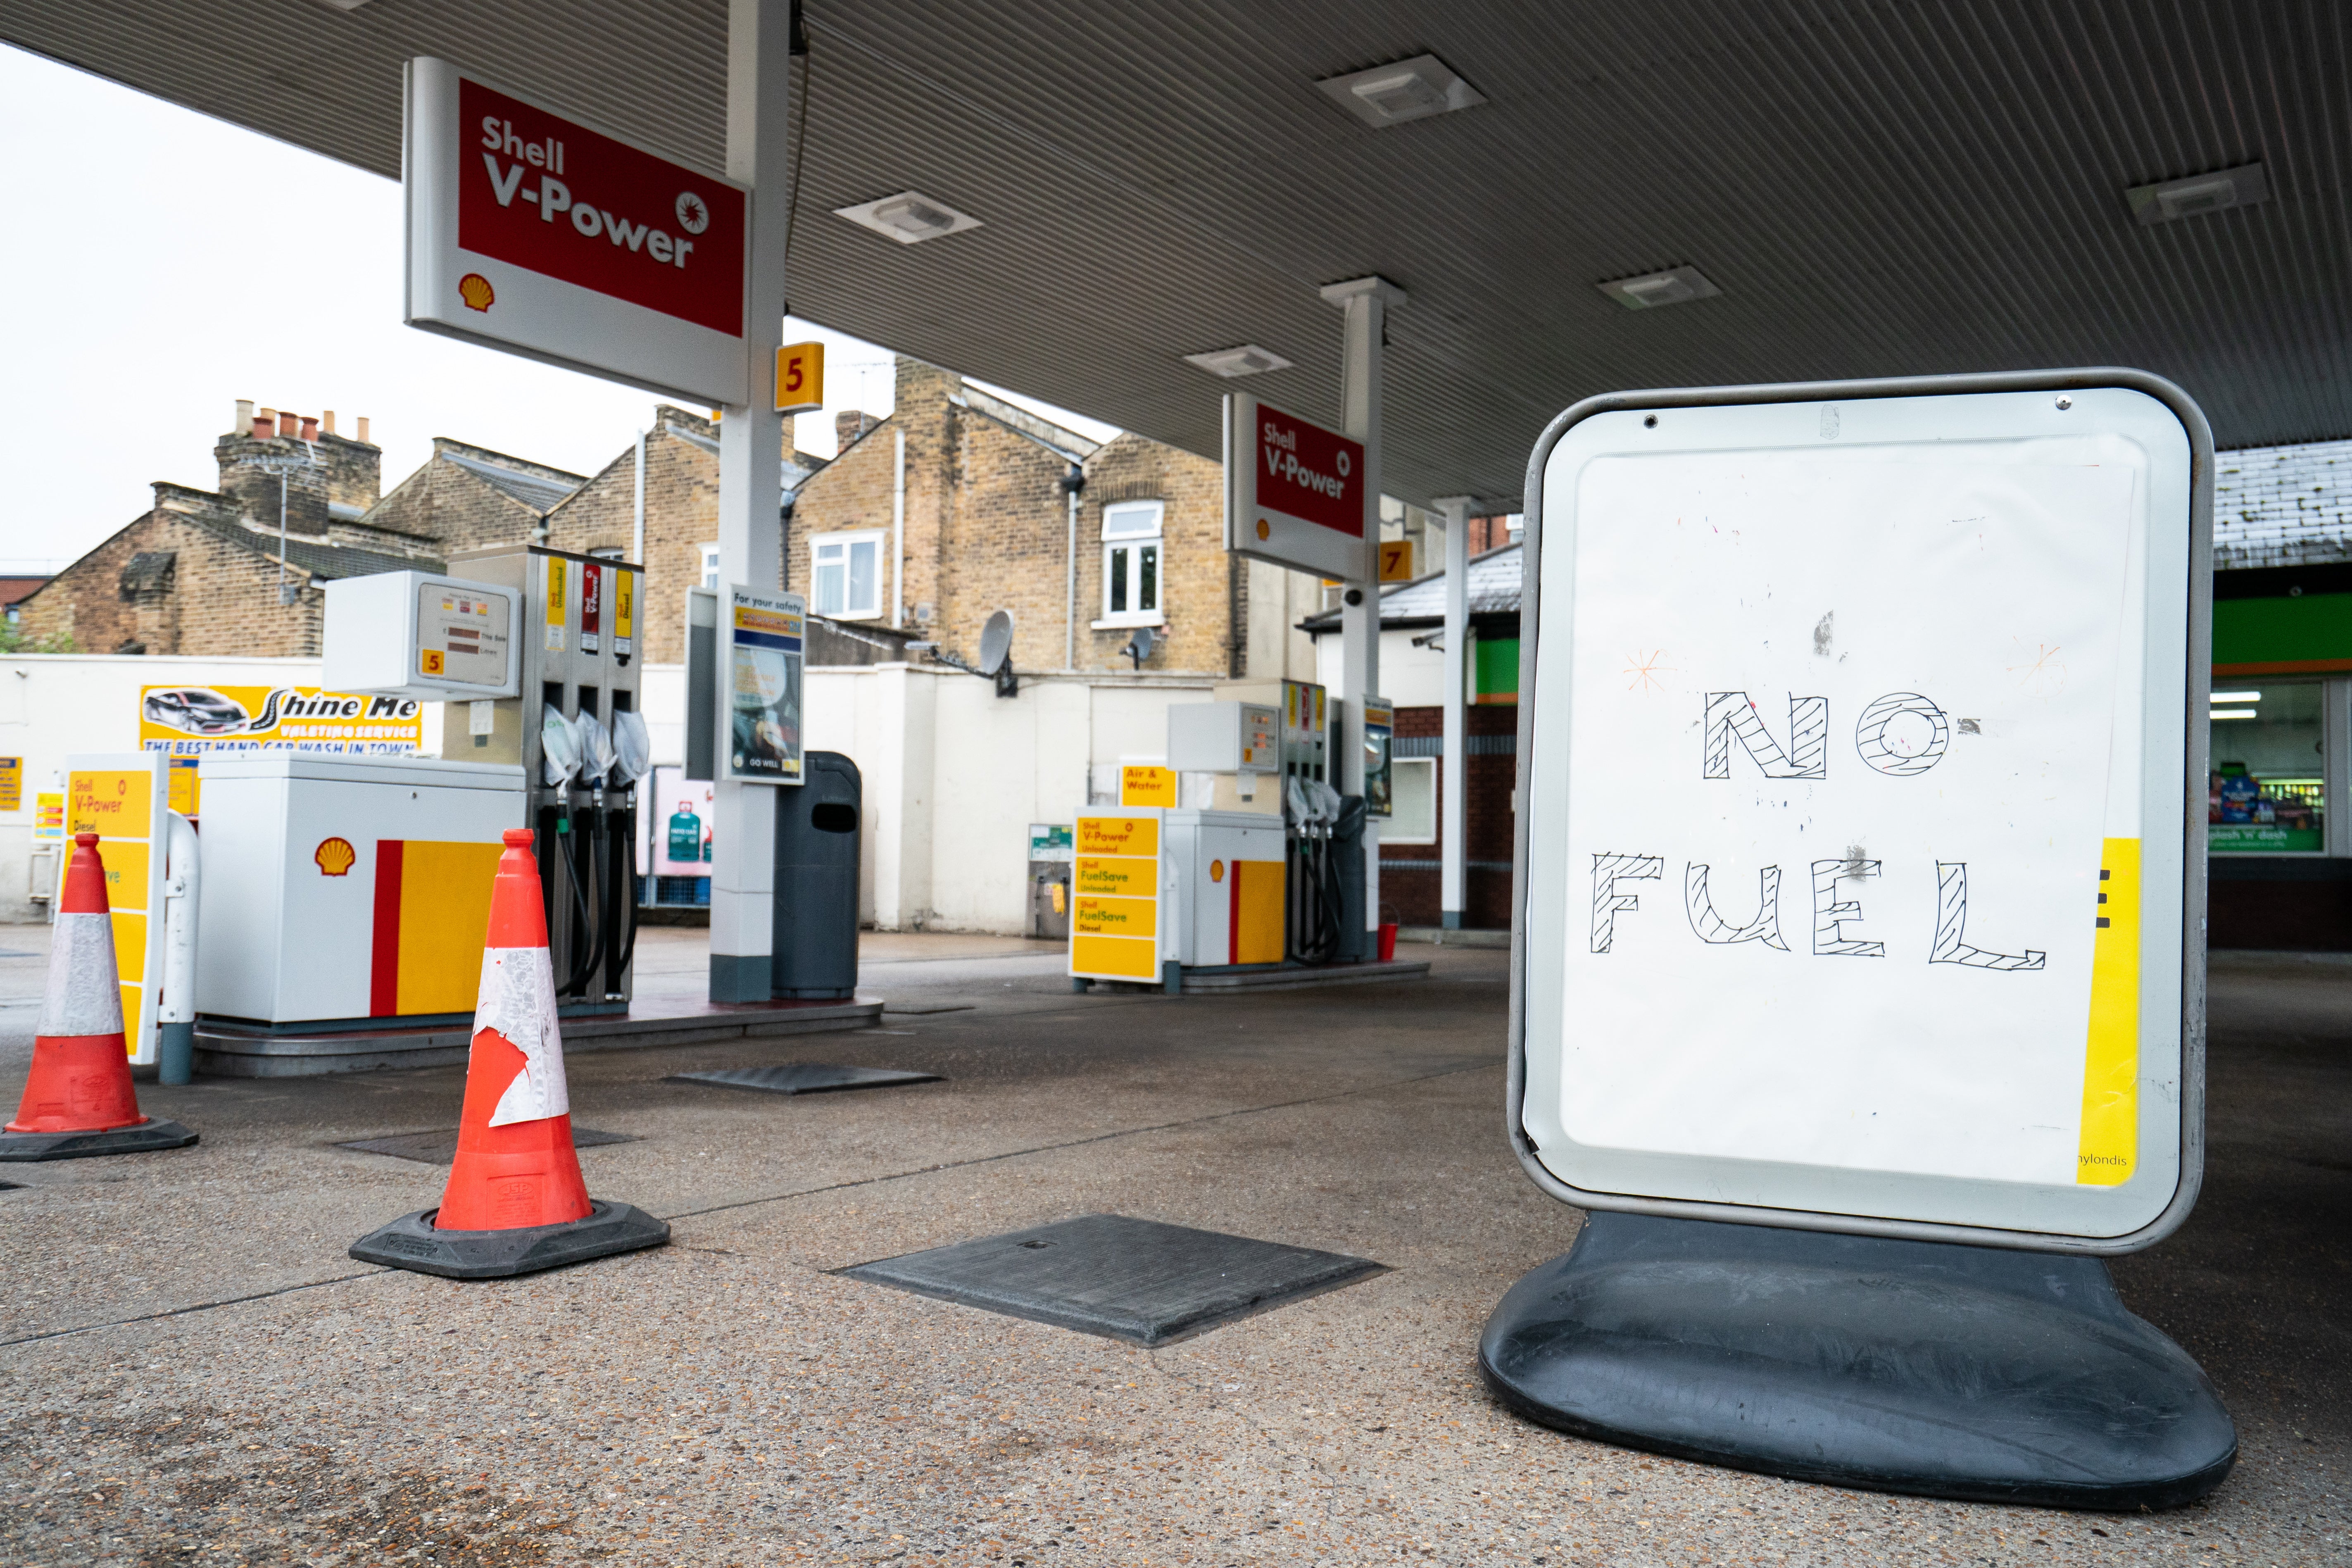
[
  {"x1": 546, "y1": 355, "x2": 1299, "y2": 684},
  {"x1": 18, "y1": 403, "x2": 592, "y2": 657}
]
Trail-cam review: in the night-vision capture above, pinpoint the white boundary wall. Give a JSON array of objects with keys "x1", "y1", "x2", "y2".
[{"x1": 633, "y1": 660, "x2": 1213, "y2": 934}]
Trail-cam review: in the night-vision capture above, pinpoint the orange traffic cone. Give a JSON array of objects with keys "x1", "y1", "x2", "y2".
[
  {"x1": 350, "y1": 829, "x2": 666, "y2": 1278},
  {"x1": 1, "y1": 834, "x2": 197, "y2": 1161}
]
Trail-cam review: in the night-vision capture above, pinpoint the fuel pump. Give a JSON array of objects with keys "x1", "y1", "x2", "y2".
[{"x1": 445, "y1": 542, "x2": 646, "y2": 1016}]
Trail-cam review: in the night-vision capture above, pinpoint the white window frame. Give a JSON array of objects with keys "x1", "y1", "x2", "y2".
[
  {"x1": 1095, "y1": 500, "x2": 1165, "y2": 629},
  {"x1": 811, "y1": 529, "x2": 886, "y2": 621},
  {"x1": 1386, "y1": 756, "x2": 1439, "y2": 844},
  {"x1": 698, "y1": 542, "x2": 722, "y2": 592}
]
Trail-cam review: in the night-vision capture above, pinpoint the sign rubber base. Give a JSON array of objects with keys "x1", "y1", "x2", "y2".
[
  {"x1": 350, "y1": 1199, "x2": 669, "y2": 1279},
  {"x1": 1480, "y1": 1211, "x2": 2236, "y2": 1511},
  {"x1": 0, "y1": 1120, "x2": 200, "y2": 1162}
]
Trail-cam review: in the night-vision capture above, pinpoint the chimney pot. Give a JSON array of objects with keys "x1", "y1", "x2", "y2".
[
  {"x1": 235, "y1": 399, "x2": 255, "y2": 437},
  {"x1": 322, "y1": 410, "x2": 336, "y2": 436},
  {"x1": 255, "y1": 409, "x2": 277, "y2": 439},
  {"x1": 301, "y1": 416, "x2": 319, "y2": 441},
  {"x1": 357, "y1": 416, "x2": 371, "y2": 445}
]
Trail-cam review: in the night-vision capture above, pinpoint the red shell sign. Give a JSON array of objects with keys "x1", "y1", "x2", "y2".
[
  {"x1": 457, "y1": 76, "x2": 745, "y2": 337},
  {"x1": 1224, "y1": 394, "x2": 1372, "y2": 582}
]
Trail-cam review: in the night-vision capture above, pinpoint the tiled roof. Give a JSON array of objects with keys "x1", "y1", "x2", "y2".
[
  {"x1": 1302, "y1": 542, "x2": 1522, "y2": 631},
  {"x1": 185, "y1": 510, "x2": 443, "y2": 581},
  {"x1": 441, "y1": 450, "x2": 585, "y2": 514},
  {"x1": 2214, "y1": 439, "x2": 2352, "y2": 570}
]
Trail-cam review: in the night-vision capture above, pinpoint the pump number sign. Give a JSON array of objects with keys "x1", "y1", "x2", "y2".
[
  {"x1": 1513, "y1": 372, "x2": 2209, "y2": 1252},
  {"x1": 405, "y1": 58, "x2": 749, "y2": 404}
]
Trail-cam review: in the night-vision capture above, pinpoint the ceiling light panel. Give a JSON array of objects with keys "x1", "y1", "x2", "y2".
[
  {"x1": 1598, "y1": 266, "x2": 1722, "y2": 311},
  {"x1": 2126, "y1": 163, "x2": 2269, "y2": 227},
  {"x1": 1317, "y1": 55, "x2": 1486, "y2": 128},
  {"x1": 1184, "y1": 344, "x2": 1294, "y2": 378},
  {"x1": 834, "y1": 190, "x2": 984, "y2": 245}
]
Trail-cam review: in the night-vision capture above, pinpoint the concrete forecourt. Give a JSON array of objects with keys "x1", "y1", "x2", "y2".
[{"x1": 0, "y1": 931, "x2": 2343, "y2": 1565}]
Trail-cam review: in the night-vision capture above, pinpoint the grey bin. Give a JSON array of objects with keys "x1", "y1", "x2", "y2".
[{"x1": 772, "y1": 751, "x2": 862, "y2": 999}]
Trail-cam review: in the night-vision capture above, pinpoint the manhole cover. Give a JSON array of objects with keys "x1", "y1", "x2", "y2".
[
  {"x1": 839, "y1": 1213, "x2": 1384, "y2": 1347},
  {"x1": 664, "y1": 1064, "x2": 941, "y2": 1095},
  {"x1": 337, "y1": 1127, "x2": 637, "y2": 1165}
]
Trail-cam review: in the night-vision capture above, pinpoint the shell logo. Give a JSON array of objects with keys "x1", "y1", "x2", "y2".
[
  {"x1": 1210, "y1": 859, "x2": 1225, "y2": 883},
  {"x1": 458, "y1": 273, "x2": 496, "y2": 312},
  {"x1": 314, "y1": 837, "x2": 357, "y2": 877},
  {"x1": 1255, "y1": 519, "x2": 1271, "y2": 541}
]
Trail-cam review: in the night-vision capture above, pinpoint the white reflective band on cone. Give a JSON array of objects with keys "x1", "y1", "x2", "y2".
[
  {"x1": 475, "y1": 946, "x2": 572, "y2": 1127},
  {"x1": 38, "y1": 911, "x2": 125, "y2": 1037}
]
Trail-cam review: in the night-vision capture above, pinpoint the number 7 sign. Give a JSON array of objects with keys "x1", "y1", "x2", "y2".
[{"x1": 775, "y1": 341, "x2": 825, "y2": 415}]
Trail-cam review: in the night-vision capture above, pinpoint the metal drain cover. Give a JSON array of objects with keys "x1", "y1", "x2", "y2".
[
  {"x1": 338, "y1": 1127, "x2": 636, "y2": 1165},
  {"x1": 664, "y1": 1064, "x2": 942, "y2": 1095},
  {"x1": 840, "y1": 1213, "x2": 1384, "y2": 1347}
]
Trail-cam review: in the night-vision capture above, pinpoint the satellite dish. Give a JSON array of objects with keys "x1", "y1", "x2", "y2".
[
  {"x1": 1123, "y1": 625, "x2": 1157, "y2": 669},
  {"x1": 978, "y1": 610, "x2": 1015, "y2": 675}
]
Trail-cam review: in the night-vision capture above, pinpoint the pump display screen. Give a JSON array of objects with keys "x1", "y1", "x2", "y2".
[{"x1": 416, "y1": 583, "x2": 513, "y2": 686}]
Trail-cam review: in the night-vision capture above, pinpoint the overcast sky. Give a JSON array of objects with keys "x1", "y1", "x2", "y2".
[{"x1": 0, "y1": 44, "x2": 1118, "y2": 576}]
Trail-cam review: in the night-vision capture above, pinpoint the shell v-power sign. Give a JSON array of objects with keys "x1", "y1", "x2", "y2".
[{"x1": 404, "y1": 58, "x2": 749, "y2": 404}]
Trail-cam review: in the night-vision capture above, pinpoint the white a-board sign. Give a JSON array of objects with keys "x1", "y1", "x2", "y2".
[{"x1": 1511, "y1": 371, "x2": 2209, "y2": 1252}]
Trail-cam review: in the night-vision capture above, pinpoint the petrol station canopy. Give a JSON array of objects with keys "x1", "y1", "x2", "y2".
[{"x1": 8, "y1": 0, "x2": 2348, "y2": 504}]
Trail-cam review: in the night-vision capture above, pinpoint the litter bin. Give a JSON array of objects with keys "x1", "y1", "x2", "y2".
[{"x1": 773, "y1": 752, "x2": 861, "y2": 999}]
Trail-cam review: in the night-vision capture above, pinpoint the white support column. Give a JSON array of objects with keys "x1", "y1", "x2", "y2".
[
  {"x1": 710, "y1": 0, "x2": 793, "y2": 1003},
  {"x1": 1320, "y1": 275, "x2": 1405, "y2": 956},
  {"x1": 1432, "y1": 495, "x2": 1473, "y2": 930}
]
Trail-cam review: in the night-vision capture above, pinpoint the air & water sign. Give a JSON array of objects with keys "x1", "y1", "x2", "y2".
[
  {"x1": 1512, "y1": 372, "x2": 2209, "y2": 1252},
  {"x1": 404, "y1": 58, "x2": 749, "y2": 404}
]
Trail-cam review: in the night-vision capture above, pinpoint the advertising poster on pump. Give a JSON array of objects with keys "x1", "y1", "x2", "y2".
[
  {"x1": 140, "y1": 685, "x2": 423, "y2": 757},
  {"x1": 403, "y1": 57, "x2": 750, "y2": 403},
  {"x1": 722, "y1": 588, "x2": 805, "y2": 785}
]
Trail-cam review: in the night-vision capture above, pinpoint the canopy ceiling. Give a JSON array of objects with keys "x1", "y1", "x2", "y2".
[{"x1": 8, "y1": 0, "x2": 2348, "y2": 506}]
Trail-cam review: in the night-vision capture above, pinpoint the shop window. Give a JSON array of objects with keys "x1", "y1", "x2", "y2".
[
  {"x1": 1387, "y1": 757, "x2": 1438, "y2": 844},
  {"x1": 812, "y1": 531, "x2": 883, "y2": 620},
  {"x1": 1098, "y1": 501, "x2": 1164, "y2": 627},
  {"x1": 2210, "y1": 681, "x2": 2326, "y2": 853}
]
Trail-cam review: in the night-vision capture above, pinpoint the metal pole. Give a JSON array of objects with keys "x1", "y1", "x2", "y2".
[
  {"x1": 1320, "y1": 275, "x2": 1405, "y2": 956},
  {"x1": 892, "y1": 427, "x2": 906, "y2": 629},
  {"x1": 277, "y1": 470, "x2": 290, "y2": 605},
  {"x1": 1065, "y1": 483, "x2": 1078, "y2": 671},
  {"x1": 1433, "y1": 495, "x2": 1473, "y2": 930},
  {"x1": 632, "y1": 427, "x2": 647, "y2": 564},
  {"x1": 708, "y1": 0, "x2": 793, "y2": 1003}
]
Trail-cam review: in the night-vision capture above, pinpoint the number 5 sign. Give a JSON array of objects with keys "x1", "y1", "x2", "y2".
[{"x1": 775, "y1": 341, "x2": 825, "y2": 416}]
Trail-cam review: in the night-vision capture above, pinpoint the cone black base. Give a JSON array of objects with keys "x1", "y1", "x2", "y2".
[
  {"x1": 0, "y1": 1120, "x2": 200, "y2": 1163},
  {"x1": 349, "y1": 1199, "x2": 670, "y2": 1279}
]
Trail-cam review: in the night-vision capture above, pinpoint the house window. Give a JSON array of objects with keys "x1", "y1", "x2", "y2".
[
  {"x1": 1098, "y1": 501, "x2": 1164, "y2": 628},
  {"x1": 812, "y1": 531, "x2": 884, "y2": 620},
  {"x1": 699, "y1": 543, "x2": 722, "y2": 590},
  {"x1": 1387, "y1": 757, "x2": 1438, "y2": 844}
]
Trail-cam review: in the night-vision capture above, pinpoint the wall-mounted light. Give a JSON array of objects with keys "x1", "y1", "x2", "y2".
[
  {"x1": 1316, "y1": 55, "x2": 1485, "y2": 128},
  {"x1": 1184, "y1": 344, "x2": 1293, "y2": 378},
  {"x1": 2210, "y1": 690, "x2": 2262, "y2": 704},
  {"x1": 2126, "y1": 163, "x2": 2269, "y2": 226},
  {"x1": 1598, "y1": 266, "x2": 1721, "y2": 311},
  {"x1": 2209, "y1": 710, "x2": 2259, "y2": 721},
  {"x1": 834, "y1": 191, "x2": 984, "y2": 245}
]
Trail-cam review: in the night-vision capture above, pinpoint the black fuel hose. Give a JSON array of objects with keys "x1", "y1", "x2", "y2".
[{"x1": 556, "y1": 806, "x2": 602, "y2": 997}]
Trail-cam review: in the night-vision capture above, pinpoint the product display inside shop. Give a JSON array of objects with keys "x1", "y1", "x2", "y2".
[{"x1": 2208, "y1": 680, "x2": 2328, "y2": 854}]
